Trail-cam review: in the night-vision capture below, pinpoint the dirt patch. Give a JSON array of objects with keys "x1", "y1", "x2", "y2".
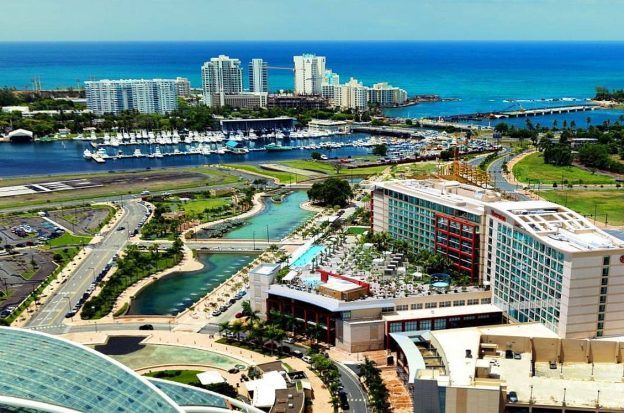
[
  {"x1": 0, "y1": 250, "x2": 56, "y2": 312},
  {"x1": 48, "y1": 206, "x2": 112, "y2": 236}
]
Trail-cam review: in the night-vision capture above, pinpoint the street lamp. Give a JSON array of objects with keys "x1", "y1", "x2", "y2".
[
  {"x1": 252, "y1": 231, "x2": 256, "y2": 250},
  {"x1": 266, "y1": 225, "x2": 270, "y2": 243}
]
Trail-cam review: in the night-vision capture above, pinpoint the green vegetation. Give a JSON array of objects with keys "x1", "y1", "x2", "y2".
[
  {"x1": 80, "y1": 239, "x2": 184, "y2": 319},
  {"x1": 346, "y1": 226, "x2": 368, "y2": 235},
  {"x1": 307, "y1": 177, "x2": 353, "y2": 208},
  {"x1": 372, "y1": 143, "x2": 388, "y2": 157},
  {"x1": 308, "y1": 350, "x2": 343, "y2": 412},
  {"x1": 179, "y1": 197, "x2": 230, "y2": 215},
  {"x1": 478, "y1": 150, "x2": 502, "y2": 171},
  {"x1": 228, "y1": 164, "x2": 295, "y2": 184},
  {"x1": 145, "y1": 370, "x2": 203, "y2": 386},
  {"x1": 513, "y1": 153, "x2": 614, "y2": 185},
  {"x1": 360, "y1": 358, "x2": 391, "y2": 413},
  {"x1": 113, "y1": 302, "x2": 129, "y2": 317},
  {"x1": 538, "y1": 190, "x2": 624, "y2": 226},
  {"x1": 595, "y1": 86, "x2": 624, "y2": 102},
  {"x1": 45, "y1": 232, "x2": 91, "y2": 248}
]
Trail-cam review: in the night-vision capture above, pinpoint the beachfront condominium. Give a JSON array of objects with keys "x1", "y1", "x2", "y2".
[
  {"x1": 322, "y1": 76, "x2": 369, "y2": 111},
  {"x1": 248, "y1": 58, "x2": 268, "y2": 93},
  {"x1": 84, "y1": 79, "x2": 178, "y2": 115},
  {"x1": 368, "y1": 82, "x2": 408, "y2": 107},
  {"x1": 174, "y1": 77, "x2": 191, "y2": 97},
  {"x1": 201, "y1": 55, "x2": 243, "y2": 106},
  {"x1": 293, "y1": 54, "x2": 326, "y2": 95},
  {"x1": 371, "y1": 179, "x2": 624, "y2": 339}
]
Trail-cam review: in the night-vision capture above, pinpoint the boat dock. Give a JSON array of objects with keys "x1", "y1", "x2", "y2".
[
  {"x1": 432, "y1": 104, "x2": 598, "y2": 122},
  {"x1": 350, "y1": 126, "x2": 421, "y2": 139}
]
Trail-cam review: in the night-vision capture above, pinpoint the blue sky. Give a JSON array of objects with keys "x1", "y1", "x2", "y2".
[{"x1": 2, "y1": 0, "x2": 623, "y2": 41}]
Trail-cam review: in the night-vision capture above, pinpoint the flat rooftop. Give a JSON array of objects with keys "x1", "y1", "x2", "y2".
[
  {"x1": 489, "y1": 201, "x2": 624, "y2": 252},
  {"x1": 375, "y1": 179, "x2": 501, "y2": 216},
  {"x1": 426, "y1": 324, "x2": 624, "y2": 410}
]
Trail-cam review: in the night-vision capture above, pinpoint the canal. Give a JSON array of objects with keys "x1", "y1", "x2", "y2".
[{"x1": 127, "y1": 191, "x2": 313, "y2": 315}]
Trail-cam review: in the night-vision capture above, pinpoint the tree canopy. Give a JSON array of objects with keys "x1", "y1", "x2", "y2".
[{"x1": 307, "y1": 177, "x2": 353, "y2": 207}]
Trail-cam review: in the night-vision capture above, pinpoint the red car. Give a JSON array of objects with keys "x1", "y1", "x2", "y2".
[{"x1": 235, "y1": 312, "x2": 243, "y2": 318}]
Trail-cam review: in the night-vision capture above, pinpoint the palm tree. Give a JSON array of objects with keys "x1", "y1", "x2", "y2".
[
  {"x1": 241, "y1": 300, "x2": 260, "y2": 322},
  {"x1": 248, "y1": 321, "x2": 266, "y2": 349},
  {"x1": 218, "y1": 321, "x2": 231, "y2": 338},
  {"x1": 230, "y1": 320, "x2": 243, "y2": 341}
]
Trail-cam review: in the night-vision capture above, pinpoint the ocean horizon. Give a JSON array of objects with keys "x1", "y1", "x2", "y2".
[{"x1": 1, "y1": 40, "x2": 624, "y2": 118}]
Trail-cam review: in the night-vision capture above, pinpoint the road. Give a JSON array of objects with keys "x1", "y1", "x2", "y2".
[
  {"x1": 27, "y1": 199, "x2": 149, "y2": 328},
  {"x1": 337, "y1": 362, "x2": 370, "y2": 412}
]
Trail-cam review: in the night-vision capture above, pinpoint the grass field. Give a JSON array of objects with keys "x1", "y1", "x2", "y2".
[
  {"x1": 0, "y1": 167, "x2": 239, "y2": 210},
  {"x1": 393, "y1": 162, "x2": 439, "y2": 176},
  {"x1": 46, "y1": 232, "x2": 92, "y2": 248},
  {"x1": 228, "y1": 164, "x2": 296, "y2": 183},
  {"x1": 513, "y1": 153, "x2": 615, "y2": 185},
  {"x1": 178, "y1": 197, "x2": 230, "y2": 214},
  {"x1": 538, "y1": 190, "x2": 624, "y2": 226},
  {"x1": 346, "y1": 226, "x2": 369, "y2": 235}
]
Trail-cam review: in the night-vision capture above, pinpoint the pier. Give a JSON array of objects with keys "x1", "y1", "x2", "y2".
[
  {"x1": 431, "y1": 104, "x2": 598, "y2": 122},
  {"x1": 350, "y1": 126, "x2": 421, "y2": 139}
]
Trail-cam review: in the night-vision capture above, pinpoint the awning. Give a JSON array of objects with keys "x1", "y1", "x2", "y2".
[{"x1": 196, "y1": 371, "x2": 225, "y2": 385}]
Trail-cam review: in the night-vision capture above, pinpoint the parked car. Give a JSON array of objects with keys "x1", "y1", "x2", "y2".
[
  {"x1": 339, "y1": 391, "x2": 350, "y2": 410},
  {"x1": 138, "y1": 324, "x2": 154, "y2": 330},
  {"x1": 302, "y1": 355, "x2": 312, "y2": 363},
  {"x1": 291, "y1": 350, "x2": 303, "y2": 358},
  {"x1": 507, "y1": 391, "x2": 518, "y2": 403},
  {"x1": 235, "y1": 312, "x2": 243, "y2": 318},
  {"x1": 212, "y1": 310, "x2": 222, "y2": 317},
  {"x1": 284, "y1": 337, "x2": 295, "y2": 344}
]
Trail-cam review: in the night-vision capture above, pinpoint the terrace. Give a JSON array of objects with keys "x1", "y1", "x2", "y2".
[{"x1": 279, "y1": 231, "x2": 485, "y2": 303}]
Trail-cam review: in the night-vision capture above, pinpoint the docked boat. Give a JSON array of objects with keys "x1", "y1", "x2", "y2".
[
  {"x1": 265, "y1": 143, "x2": 293, "y2": 151},
  {"x1": 153, "y1": 146, "x2": 164, "y2": 158},
  {"x1": 83, "y1": 149, "x2": 93, "y2": 159}
]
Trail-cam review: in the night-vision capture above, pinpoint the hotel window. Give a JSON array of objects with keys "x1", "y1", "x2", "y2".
[
  {"x1": 405, "y1": 321, "x2": 418, "y2": 331},
  {"x1": 439, "y1": 301, "x2": 451, "y2": 308},
  {"x1": 603, "y1": 256, "x2": 611, "y2": 266},
  {"x1": 481, "y1": 298, "x2": 491, "y2": 304},
  {"x1": 382, "y1": 306, "x2": 395, "y2": 313},
  {"x1": 396, "y1": 305, "x2": 408, "y2": 311},
  {"x1": 420, "y1": 320, "x2": 432, "y2": 330},
  {"x1": 341, "y1": 311, "x2": 351, "y2": 320},
  {"x1": 601, "y1": 278, "x2": 609, "y2": 286},
  {"x1": 467, "y1": 299, "x2": 480, "y2": 305},
  {"x1": 411, "y1": 303, "x2": 423, "y2": 310},
  {"x1": 389, "y1": 322, "x2": 403, "y2": 333},
  {"x1": 600, "y1": 287, "x2": 608, "y2": 295},
  {"x1": 425, "y1": 302, "x2": 437, "y2": 309},
  {"x1": 453, "y1": 300, "x2": 465, "y2": 306},
  {"x1": 433, "y1": 319, "x2": 446, "y2": 330},
  {"x1": 602, "y1": 267, "x2": 610, "y2": 277}
]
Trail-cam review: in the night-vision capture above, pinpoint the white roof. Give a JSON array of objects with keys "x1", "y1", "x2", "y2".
[
  {"x1": 7, "y1": 129, "x2": 33, "y2": 137},
  {"x1": 244, "y1": 371, "x2": 287, "y2": 408},
  {"x1": 489, "y1": 201, "x2": 624, "y2": 253},
  {"x1": 282, "y1": 270, "x2": 298, "y2": 282},
  {"x1": 324, "y1": 277, "x2": 362, "y2": 292},
  {"x1": 196, "y1": 371, "x2": 225, "y2": 385},
  {"x1": 268, "y1": 284, "x2": 394, "y2": 312},
  {"x1": 252, "y1": 263, "x2": 280, "y2": 276}
]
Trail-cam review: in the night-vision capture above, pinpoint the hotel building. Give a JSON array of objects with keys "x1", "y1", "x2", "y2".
[
  {"x1": 293, "y1": 54, "x2": 326, "y2": 95},
  {"x1": 372, "y1": 179, "x2": 624, "y2": 339},
  {"x1": 368, "y1": 82, "x2": 408, "y2": 107},
  {"x1": 248, "y1": 58, "x2": 268, "y2": 93},
  {"x1": 85, "y1": 79, "x2": 178, "y2": 115},
  {"x1": 201, "y1": 55, "x2": 243, "y2": 107}
]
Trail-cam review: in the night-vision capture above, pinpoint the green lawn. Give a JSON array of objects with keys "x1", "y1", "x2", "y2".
[
  {"x1": 346, "y1": 226, "x2": 369, "y2": 235},
  {"x1": 281, "y1": 160, "x2": 335, "y2": 174},
  {"x1": 178, "y1": 197, "x2": 230, "y2": 214},
  {"x1": 538, "y1": 190, "x2": 624, "y2": 226},
  {"x1": 513, "y1": 153, "x2": 615, "y2": 185},
  {"x1": 144, "y1": 370, "x2": 202, "y2": 386},
  {"x1": 46, "y1": 232, "x2": 91, "y2": 248},
  {"x1": 393, "y1": 162, "x2": 439, "y2": 175},
  {"x1": 228, "y1": 164, "x2": 296, "y2": 184}
]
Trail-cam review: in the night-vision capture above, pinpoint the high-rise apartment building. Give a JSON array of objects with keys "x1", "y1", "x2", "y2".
[
  {"x1": 174, "y1": 77, "x2": 191, "y2": 97},
  {"x1": 201, "y1": 55, "x2": 243, "y2": 107},
  {"x1": 85, "y1": 79, "x2": 178, "y2": 115},
  {"x1": 248, "y1": 58, "x2": 268, "y2": 93},
  {"x1": 368, "y1": 82, "x2": 408, "y2": 107},
  {"x1": 293, "y1": 54, "x2": 326, "y2": 95}
]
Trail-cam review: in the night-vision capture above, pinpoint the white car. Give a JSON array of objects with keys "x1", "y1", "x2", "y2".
[{"x1": 302, "y1": 355, "x2": 312, "y2": 363}]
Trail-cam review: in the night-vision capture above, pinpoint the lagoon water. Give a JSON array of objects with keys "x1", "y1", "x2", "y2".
[{"x1": 127, "y1": 191, "x2": 312, "y2": 315}]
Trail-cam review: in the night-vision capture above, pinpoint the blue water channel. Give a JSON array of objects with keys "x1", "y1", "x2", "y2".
[{"x1": 127, "y1": 191, "x2": 312, "y2": 315}]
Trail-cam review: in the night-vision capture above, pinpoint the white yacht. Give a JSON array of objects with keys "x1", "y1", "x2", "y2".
[{"x1": 153, "y1": 146, "x2": 164, "y2": 158}]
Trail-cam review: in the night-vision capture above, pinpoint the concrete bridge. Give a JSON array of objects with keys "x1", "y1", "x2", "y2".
[
  {"x1": 433, "y1": 104, "x2": 598, "y2": 122},
  {"x1": 133, "y1": 238, "x2": 305, "y2": 253}
]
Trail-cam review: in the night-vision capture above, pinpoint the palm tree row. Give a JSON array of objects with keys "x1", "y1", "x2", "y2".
[
  {"x1": 359, "y1": 357, "x2": 391, "y2": 413},
  {"x1": 308, "y1": 350, "x2": 342, "y2": 412},
  {"x1": 219, "y1": 317, "x2": 286, "y2": 356}
]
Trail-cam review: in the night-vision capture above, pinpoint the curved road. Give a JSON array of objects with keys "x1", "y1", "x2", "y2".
[{"x1": 27, "y1": 199, "x2": 149, "y2": 329}]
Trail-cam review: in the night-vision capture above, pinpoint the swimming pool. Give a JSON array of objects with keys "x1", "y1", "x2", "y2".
[{"x1": 291, "y1": 244, "x2": 325, "y2": 268}]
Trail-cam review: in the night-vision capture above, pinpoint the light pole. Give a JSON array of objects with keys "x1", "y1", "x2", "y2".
[
  {"x1": 252, "y1": 231, "x2": 256, "y2": 250},
  {"x1": 266, "y1": 225, "x2": 270, "y2": 243}
]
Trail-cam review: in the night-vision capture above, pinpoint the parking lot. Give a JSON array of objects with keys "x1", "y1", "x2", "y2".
[{"x1": 0, "y1": 216, "x2": 64, "y2": 249}]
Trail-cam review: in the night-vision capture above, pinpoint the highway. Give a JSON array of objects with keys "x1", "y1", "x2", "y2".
[{"x1": 27, "y1": 199, "x2": 149, "y2": 329}]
